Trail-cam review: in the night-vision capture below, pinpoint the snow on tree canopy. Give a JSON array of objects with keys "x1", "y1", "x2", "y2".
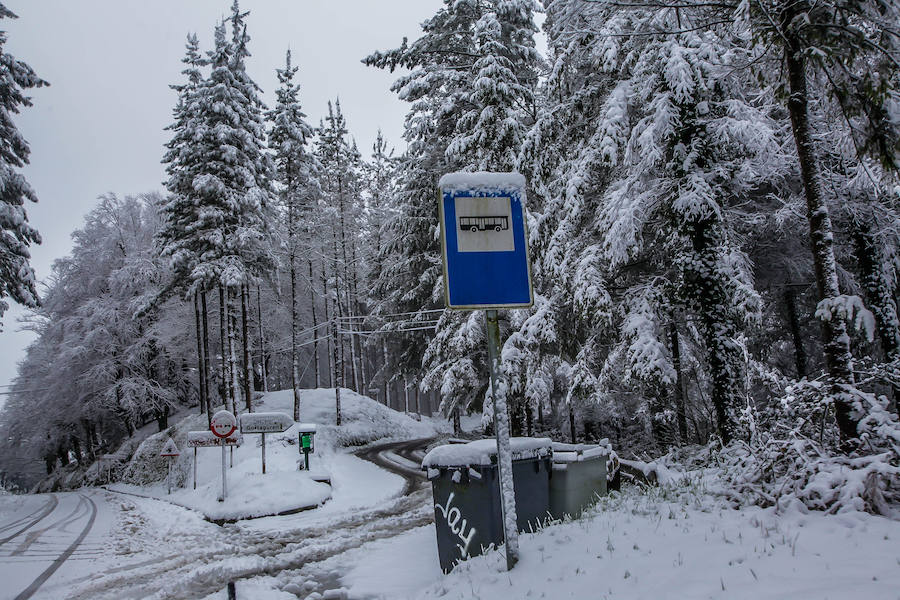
[
  {"x1": 421, "y1": 437, "x2": 551, "y2": 468},
  {"x1": 438, "y1": 171, "x2": 526, "y2": 192}
]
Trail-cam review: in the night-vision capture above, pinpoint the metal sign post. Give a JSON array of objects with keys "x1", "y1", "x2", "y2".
[
  {"x1": 210, "y1": 410, "x2": 237, "y2": 502},
  {"x1": 437, "y1": 172, "x2": 533, "y2": 572},
  {"x1": 186, "y1": 430, "x2": 242, "y2": 491},
  {"x1": 239, "y1": 412, "x2": 294, "y2": 475}
]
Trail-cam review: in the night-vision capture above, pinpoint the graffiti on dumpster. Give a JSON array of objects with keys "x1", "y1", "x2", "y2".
[{"x1": 435, "y1": 492, "x2": 477, "y2": 558}]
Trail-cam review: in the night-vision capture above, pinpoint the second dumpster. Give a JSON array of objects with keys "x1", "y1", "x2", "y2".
[
  {"x1": 422, "y1": 437, "x2": 552, "y2": 572},
  {"x1": 548, "y1": 441, "x2": 609, "y2": 520}
]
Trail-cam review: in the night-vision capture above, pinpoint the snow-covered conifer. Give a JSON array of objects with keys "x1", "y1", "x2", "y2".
[{"x1": 0, "y1": 4, "x2": 47, "y2": 327}]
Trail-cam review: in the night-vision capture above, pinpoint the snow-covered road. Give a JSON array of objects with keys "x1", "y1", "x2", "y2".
[
  {"x1": 0, "y1": 490, "x2": 119, "y2": 600},
  {"x1": 0, "y1": 436, "x2": 439, "y2": 600}
]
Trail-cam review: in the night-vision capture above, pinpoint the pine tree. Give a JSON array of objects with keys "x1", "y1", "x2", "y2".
[
  {"x1": 0, "y1": 4, "x2": 47, "y2": 327},
  {"x1": 267, "y1": 49, "x2": 316, "y2": 421}
]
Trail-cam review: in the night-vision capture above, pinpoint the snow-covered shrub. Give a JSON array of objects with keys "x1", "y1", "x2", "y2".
[{"x1": 714, "y1": 379, "x2": 900, "y2": 515}]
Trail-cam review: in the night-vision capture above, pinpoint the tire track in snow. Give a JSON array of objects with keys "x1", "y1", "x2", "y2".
[
  {"x1": 65, "y1": 437, "x2": 437, "y2": 600},
  {"x1": 12, "y1": 493, "x2": 98, "y2": 600},
  {"x1": 0, "y1": 495, "x2": 58, "y2": 548}
]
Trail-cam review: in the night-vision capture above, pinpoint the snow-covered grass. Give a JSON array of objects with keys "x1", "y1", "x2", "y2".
[
  {"x1": 108, "y1": 387, "x2": 449, "y2": 521},
  {"x1": 327, "y1": 481, "x2": 900, "y2": 599}
]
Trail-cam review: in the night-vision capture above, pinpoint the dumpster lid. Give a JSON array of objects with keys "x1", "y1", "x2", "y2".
[
  {"x1": 552, "y1": 440, "x2": 611, "y2": 463},
  {"x1": 422, "y1": 437, "x2": 552, "y2": 468}
]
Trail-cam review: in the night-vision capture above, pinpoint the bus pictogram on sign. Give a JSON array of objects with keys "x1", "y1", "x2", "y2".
[{"x1": 459, "y1": 215, "x2": 509, "y2": 232}]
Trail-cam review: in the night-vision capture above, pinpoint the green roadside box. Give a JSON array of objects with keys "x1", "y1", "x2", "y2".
[{"x1": 298, "y1": 423, "x2": 317, "y2": 470}]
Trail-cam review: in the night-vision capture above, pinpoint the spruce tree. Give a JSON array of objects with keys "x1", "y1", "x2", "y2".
[
  {"x1": 0, "y1": 4, "x2": 47, "y2": 327},
  {"x1": 267, "y1": 49, "x2": 316, "y2": 420}
]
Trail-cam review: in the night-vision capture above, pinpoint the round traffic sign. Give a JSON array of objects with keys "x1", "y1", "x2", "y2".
[{"x1": 210, "y1": 410, "x2": 237, "y2": 438}]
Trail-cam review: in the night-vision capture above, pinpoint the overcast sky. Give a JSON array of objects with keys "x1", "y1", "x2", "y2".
[{"x1": 0, "y1": 0, "x2": 450, "y2": 401}]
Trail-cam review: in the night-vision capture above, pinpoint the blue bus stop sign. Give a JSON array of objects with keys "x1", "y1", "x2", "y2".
[{"x1": 438, "y1": 172, "x2": 533, "y2": 309}]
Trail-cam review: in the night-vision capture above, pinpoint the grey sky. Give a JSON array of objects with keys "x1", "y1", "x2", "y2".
[{"x1": 0, "y1": 0, "x2": 447, "y2": 401}]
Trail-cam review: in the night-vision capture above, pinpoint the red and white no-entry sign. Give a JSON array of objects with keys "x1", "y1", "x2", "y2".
[{"x1": 210, "y1": 410, "x2": 237, "y2": 438}]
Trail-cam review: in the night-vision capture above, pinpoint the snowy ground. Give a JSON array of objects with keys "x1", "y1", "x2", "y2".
[
  {"x1": 108, "y1": 388, "x2": 442, "y2": 521},
  {"x1": 296, "y1": 483, "x2": 900, "y2": 600}
]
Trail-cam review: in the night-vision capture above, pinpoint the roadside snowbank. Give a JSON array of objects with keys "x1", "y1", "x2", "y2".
[
  {"x1": 333, "y1": 483, "x2": 900, "y2": 599},
  {"x1": 109, "y1": 388, "x2": 448, "y2": 521}
]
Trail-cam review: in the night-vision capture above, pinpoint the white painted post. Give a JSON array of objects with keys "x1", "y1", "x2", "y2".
[
  {"x1": 167, "y1": 458, "x2": 172, "y2": 495},
  {"x1": 485, "y1": 309, "x2": 519, "y2": 570},
  {"x1": 219, "y1": 439, "x2": 227, "y2": 502}
]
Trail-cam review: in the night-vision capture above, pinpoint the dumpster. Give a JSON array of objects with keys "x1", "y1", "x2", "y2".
[
  {"x1": 548, "y1": 441, "x2": 609, "y2": 520},
  {"x1": 422, "y1": 437, "x2": 552, "y2": 572}
]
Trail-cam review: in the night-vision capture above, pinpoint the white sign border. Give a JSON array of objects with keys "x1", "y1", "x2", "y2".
[{"x1": 438, "y1": 185, "x2": 535, "y2": 311}]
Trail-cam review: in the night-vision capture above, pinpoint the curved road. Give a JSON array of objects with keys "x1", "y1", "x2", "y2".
[
  {"x1": 353, "y1": 436, "x2": 433, "y2": 494},
  {"x1": 0, "y1": 492, "x2": 103, "y2": 600}
]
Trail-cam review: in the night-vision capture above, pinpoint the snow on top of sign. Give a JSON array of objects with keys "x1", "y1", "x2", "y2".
[
  {"x1": 439, "y1": 171, "x2": 526, "y2": 191},
  {"x1": 297, "y1": 423, "x2": 318, "y2": 432},
  {"x1": 422, "y1": 437, "x2": 551, "y2": 468},
  {"x1": 159, "y1": 438, "x2": 180, "y2": 456}
]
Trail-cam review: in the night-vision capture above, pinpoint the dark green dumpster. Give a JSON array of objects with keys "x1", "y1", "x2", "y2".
[
  {"x1": 548, "y1": 441, "x2": 609, "y2": 519},
  {"x1": 422, "y1": 437, "x2": 552, "y2": 573}
]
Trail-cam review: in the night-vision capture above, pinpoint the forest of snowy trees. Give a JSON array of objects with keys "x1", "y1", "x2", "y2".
[{"x1": 1, "y1": 0, "x2": 898, "y2": 510}]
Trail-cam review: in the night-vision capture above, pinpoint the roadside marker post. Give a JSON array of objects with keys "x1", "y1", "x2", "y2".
[
  {"x1": 438, "y1": 172, "x2": 533, "y2": 571},
  {"x1": 209, "y1": 410, "x2": 237, "y2": 502}
]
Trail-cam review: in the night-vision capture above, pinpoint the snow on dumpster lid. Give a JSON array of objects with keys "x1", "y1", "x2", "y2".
[
  {"x1": 422, "y1": 437, "x2": 552, "y2": 468},
  {"x1": 438, "y1": 171, "x2": 526, "y2": 191}
]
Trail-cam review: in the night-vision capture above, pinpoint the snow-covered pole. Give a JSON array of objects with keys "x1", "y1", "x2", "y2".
[
  {"x1": 484, "y1": 308, "x2": 519, "y2": 570},
  {"x1": 220, "y1": 440, "x2": 227, "y2": 501}
]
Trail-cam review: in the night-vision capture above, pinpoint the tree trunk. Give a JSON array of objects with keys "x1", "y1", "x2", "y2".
[
  {"x1": 201, "y1": 291, "x2": 212, "y2": 426},
  {"x1": 784, "y1": 34, "x2": 858, "y2": 443},
  {"x1": 309, "y1": 259, "x2": 320, "y2": 388},
  {"x1": 851, "y1": 217, "x2": 900, "y2": 412},
  {"x1": 218, "y1": 285, "x2": 230, "y2": 411},
  {"x1": 784, "y1": 287, "x2": 808, "y2": 379},
  {"x1": 322, "y1": 265, "x2": 333, "y2": 388},
  {"x1": 256, "y1": 284, "x2": 268, "y2": 393},
  {"x1": 453, "y1": 406, "x2": 461, "y2": 435},
  {"x1": 291, "y1": 243, "x2": 302, "y2": 421},
  {"x1": 227, "y1": 288, "x2": 240, "y2": 414},
  {"x1": 414, "y1": 380, "x2": 420, "y2": 415},
  {"x1": 568, "y1": 402, "x2": 577, "y2": 443},
  {"x1": 332, "y1": 314, "x2": 342, "y2": 425},
  {"x1": 382, "y1": 339, "x2": 391, "y2": 406},
  {"x1": 241, "y1": 284, "x2": 252, "y2": 413},
  {"x1": 668, "y1": 319, "x2": 688, "y2": 443},
  {"x1": 194, "y1": 292, "x2": 207, "y2": 416}
]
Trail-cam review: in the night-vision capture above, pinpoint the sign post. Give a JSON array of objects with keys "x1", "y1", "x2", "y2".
[
  {"x1": 186, "y1": 430, "x2": 242, "y2": 490},
  {"x1": 210, "y1": 410, "x2": 237, "y2": 502},
  {"x1": 159, "y1": 438, "x2": 180, "y2": 495},
  {"x1": 239, "y1": 412, "x2": 294, "y2": 474},
  {"x1": 438, "y1": 172, "x2": 533, "y2": 571}
]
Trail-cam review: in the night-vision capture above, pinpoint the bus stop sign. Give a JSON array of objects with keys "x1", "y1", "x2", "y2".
[{"x1": 438, "y1": 172, "x2": 533, "y2": 309}]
